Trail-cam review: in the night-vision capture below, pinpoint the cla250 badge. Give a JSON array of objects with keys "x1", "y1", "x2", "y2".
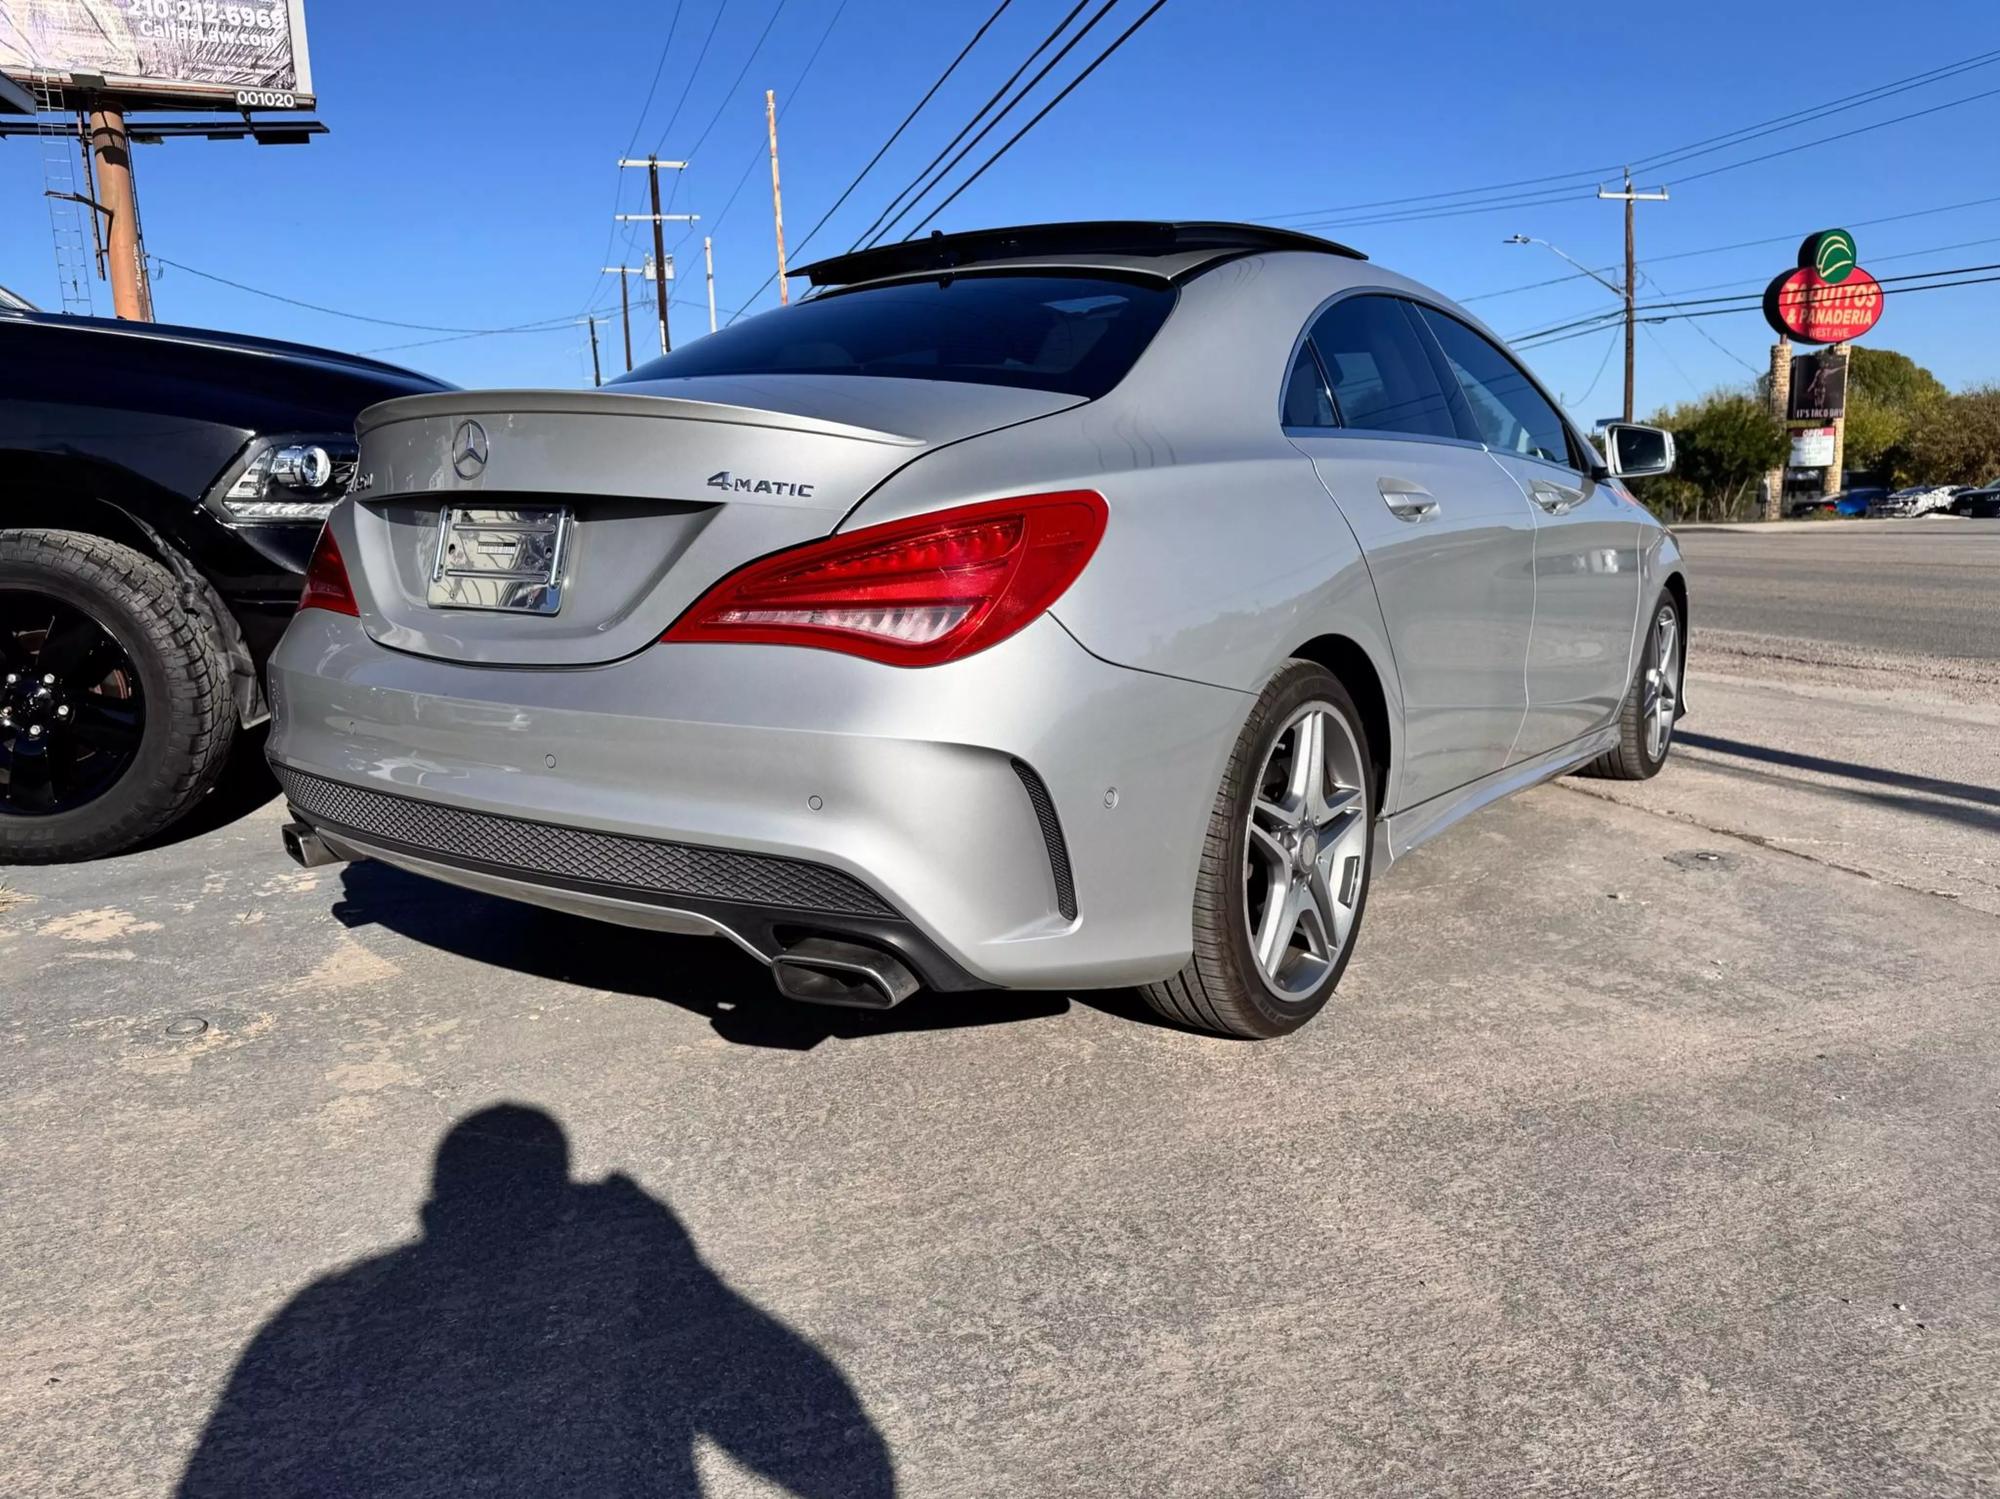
[{"x1": 708, "y1": 470, "x2": 814, "y2": 498}]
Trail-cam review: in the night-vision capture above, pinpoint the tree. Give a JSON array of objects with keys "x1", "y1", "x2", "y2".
[
  {"x1": 1634, "y1": 390, "x2": 1788, "y2": 521},
  {"x1": 1843, "y1": 346, "x2": 1946, "y2": 482},
  {"x1": 1904, "y1": 387, "x2": 2000, "y2": 486}
]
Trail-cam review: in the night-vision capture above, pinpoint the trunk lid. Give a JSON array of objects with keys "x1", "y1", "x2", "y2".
[{"x1": 343, "y1": 376, "x2": 1081, "y2": 666}]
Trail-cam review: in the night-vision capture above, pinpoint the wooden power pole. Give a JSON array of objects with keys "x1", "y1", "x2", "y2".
[
  {"x1": 616, "y1": 158, "x2": 695, "y2": 353},
  {"x1": 766, "y1": 90, "x2": 789, "y2": 305},
  {"x1": 87, "y1": 108, "x2": 152, "y2": 321},
  {"x1": 704, "y1": 235, "x2": 717, "y2": 333},
  {"x1": 586, "y1": 316, "x2": 602, "y2": 387},
  {"x1": 1598, "y1": 171, "x2": 1668, "y2": 422}
]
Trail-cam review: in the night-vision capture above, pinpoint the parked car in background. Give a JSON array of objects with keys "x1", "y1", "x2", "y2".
[
  {"x1": 266, "y1": 220, "x2": 1689, "y2": 1039},
  {"x1": 1950, "y1": 480, "x2": 2000, "y2": 517},
  {"x1": 1832, "y1": 488, "x2": 1886, "y2": 517},
  {"x1": 0, "y1": 300, "x2": 447, "y2": 860},
  {"x1": 1871, "y1": 484, "x2": 1958, "y2": 517}
]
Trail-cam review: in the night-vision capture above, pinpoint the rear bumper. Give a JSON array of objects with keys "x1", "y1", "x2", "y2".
[{"x1": 265, "y1": 611, "x2": 1250, "y2": 989}]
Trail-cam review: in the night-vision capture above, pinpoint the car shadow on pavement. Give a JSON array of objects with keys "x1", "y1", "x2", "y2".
[
  {"x1": 329, "y1": 860, "x2": 1071, "y2": 1051},
  {"x1": 177, "y1": 1103, "x2": 897, "y2": 1498}
]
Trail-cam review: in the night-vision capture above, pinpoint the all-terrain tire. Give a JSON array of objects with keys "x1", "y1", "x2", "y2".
[
  {"x1": 1575, "y1": 588, "x2": 1681, "y2": 782},
  {"x1": 0, "y1": 530, "x2": 236, "y2": 861},
  {"x1": 1139, "y1": 661, "x2": 1374, "y2": 1040}
]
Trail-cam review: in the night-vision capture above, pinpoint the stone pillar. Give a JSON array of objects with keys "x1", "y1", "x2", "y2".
[
  {"x1": 1764, "y1": 336, "x2": 1791, "y2": 520},
  {"x1": 1821, "y1": 341, "x2": 1852, "y2": 498}
]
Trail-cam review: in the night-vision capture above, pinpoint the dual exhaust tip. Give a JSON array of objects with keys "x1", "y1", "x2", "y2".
[{"x1": 281, "y1": 823, "x2": 921, "y2": 1009}]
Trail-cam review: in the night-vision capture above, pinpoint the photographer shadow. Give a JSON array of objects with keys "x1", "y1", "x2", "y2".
[{"x1": 178, "y1": 1104, "x2": 896, "y2": 1498}]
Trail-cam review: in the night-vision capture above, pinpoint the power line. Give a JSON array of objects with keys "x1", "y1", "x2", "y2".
[
  {"x1": 578, "y1": 1, "x2": 690, "y2": 320},
  {"x1": 1513, "y1": 259, "x2": 2000, "y2": 343},
  {"x1": 649, "y1": 0, "x2": 736, "y2": 159},
  {"x1": 1513, "y1": 266, "x2": 2000, "y2": 350},
  {"x1": 846, "y1": 0, "x2": 1094, "y2": 253},
  {"x1": 150, "y1": 255, "x2": 590, "y2": 335},
  {"x1": 788, "y1": 0, "x2": 1014, "y2": 265},
  {"x1": 1460, "y1": 193, "x2": 2000, "y2": 305},
  {"x1": 1256, "y1": 48, "x2": 2000, "y2": 225},
  {"x1": 700, "y1": 0, "x2": 855, "y2": 247},
  {"x1": 719, "y1": 0, "x2": 1021, "y2": 319},
  {"x1": 1279, "y1": 79, "x2": 2000, "y2": 236},
  {"x1": 903, "y1": 0, "x2": 1174, "y2": 241},
  {"x1": 676, "y1": 0, "x2": 791, "y2": 167}
]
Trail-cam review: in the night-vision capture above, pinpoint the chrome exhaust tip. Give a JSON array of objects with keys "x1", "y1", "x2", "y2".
[
  {"x1": 770, "y1": 936, "x2": 921, "y2": 1010},
  {"x1": 280, "y1": 821, "x2": 346, "y2": 870}
]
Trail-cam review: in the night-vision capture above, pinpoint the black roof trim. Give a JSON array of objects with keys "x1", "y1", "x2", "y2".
[{"x1": 794, "y1": 220, "x2": 1365, "y2": 288}]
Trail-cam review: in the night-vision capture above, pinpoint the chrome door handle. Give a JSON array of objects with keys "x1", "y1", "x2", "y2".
[
  {"x1": 1531, "y1": 480, "x2": 1584, "y2": 514},
  {"x1": 1379, "y1": 478, "x2": 1438, "y2": 520}
]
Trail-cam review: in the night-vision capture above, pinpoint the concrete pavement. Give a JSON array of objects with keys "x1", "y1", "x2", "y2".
[{"x1": 2, "y1": 521, "x2": 1998, "y2": 1496}]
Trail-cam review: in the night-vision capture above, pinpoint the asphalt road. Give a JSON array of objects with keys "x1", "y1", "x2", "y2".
[
  {"x1": 3, "y1": 523, "x2": 1998, "y2": 1497},
  {"x1": 1677, "y1": 517, "x2": 2000, "y2": 662}
]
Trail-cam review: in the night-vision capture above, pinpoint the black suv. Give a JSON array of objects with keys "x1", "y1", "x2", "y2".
[{"x1": 0, "y1": 294, "x2": 446, "y2": 859}]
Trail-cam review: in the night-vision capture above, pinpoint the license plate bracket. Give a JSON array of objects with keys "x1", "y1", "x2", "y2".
[{"x1": 428, "y1": 506, "x2": 571, "y2": 615}]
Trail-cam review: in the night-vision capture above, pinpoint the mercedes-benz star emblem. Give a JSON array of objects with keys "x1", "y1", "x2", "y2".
[{"x1": 450, "y1": 419, "x2": 490, "y2": 480}]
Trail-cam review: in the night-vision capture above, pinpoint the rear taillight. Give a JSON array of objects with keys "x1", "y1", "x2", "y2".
[
  {"x1": 662, "y1": 491, "x2": 1107, "y2": 666},
  {"x1": 299, "y1": 524, "x2": 360, "y2": 617}
]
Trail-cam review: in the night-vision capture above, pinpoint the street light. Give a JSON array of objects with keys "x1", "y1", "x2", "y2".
[{"x1": 1502, "y1": 234, "x2": 1623, "y2": 299}]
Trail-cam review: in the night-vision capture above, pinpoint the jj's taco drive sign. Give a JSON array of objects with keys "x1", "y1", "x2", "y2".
[{"x1": 1763, "y1": 229, "x2": 1883, "y2": 344}]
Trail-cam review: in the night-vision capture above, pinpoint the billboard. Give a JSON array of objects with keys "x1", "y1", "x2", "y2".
[
  {"x1": 1789, "y1": 350, "x2": 1848, "y2": 424},
  {"x1": 0, "y1": 0, "x2": 314, "y2": 108}
]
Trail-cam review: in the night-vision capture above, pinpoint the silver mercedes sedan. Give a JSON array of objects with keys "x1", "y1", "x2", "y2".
[{"x1": 267, "y1": 221, "x2": 1686, "y2": 1039}]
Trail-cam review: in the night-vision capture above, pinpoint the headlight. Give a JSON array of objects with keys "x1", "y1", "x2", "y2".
[{"x1": 213, "y1": 434, "x2": 358, "y2": 522}]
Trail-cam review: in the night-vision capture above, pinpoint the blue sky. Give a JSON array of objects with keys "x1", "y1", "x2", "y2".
[{"x1": 4, "y1": 0, "x2": 1996, "y2": 418}]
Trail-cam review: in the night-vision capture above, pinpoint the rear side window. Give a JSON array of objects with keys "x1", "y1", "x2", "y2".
[
  {"x1": 1415, "y1": 306, "x2": 1572, "y2": 467},
  {"x1": 1282, "y1": 344, "x2": 1336, "y2": 427},
  {"x1": 617, "y1": 273, "x2": 1175, "y2": 399},
  {"x1": 1306, "y1": 295, "x2": 1458, "y2": 440}
]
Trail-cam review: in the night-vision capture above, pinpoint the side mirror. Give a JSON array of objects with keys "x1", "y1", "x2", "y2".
[{"x1": 1600, "y1": 422, "x2": 1675, "y2": 479}]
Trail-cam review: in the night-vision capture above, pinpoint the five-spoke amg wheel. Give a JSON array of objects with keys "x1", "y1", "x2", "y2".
[
  {"x1": 1578, "y1": 590, "x2": 1681, "y2": 782},
  {"x1": 1143, "y1": 662, "x2": 1374, "y2": 1038},
  {"x1": 0, "y1": 532, "x2": 235, "y2": 862}
]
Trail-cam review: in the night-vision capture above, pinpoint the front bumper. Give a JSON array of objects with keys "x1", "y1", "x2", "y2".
[{"x1": 265, "y1": 611, "x2": 1250, "y2": 990}]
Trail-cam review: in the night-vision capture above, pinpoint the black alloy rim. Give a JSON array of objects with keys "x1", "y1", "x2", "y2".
[{"x1": 0, "y1": 590, "x2": 147, "y2": 816}]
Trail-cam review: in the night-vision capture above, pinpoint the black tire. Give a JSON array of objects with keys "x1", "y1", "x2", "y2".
[
  {"x1": 0, "y1": 530, "x2": 236, "y2": 861},
  {"x1": 1140, "y1": 661, "x2": 1374, "y2": 1040},
  {"x1": 1575, "y1": 589, "x2": 1681, "y2": 782}
]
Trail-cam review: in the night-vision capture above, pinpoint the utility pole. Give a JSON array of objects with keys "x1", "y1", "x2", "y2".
[
  {"x1": 1597, "y1": 171, "x2": 1668, "y2": 422},
  {"x1": 586, "y1": 316, "x2": 602, "y2": 387},
  {"x1": 704, "y1": 235, "x2": 717, "y2": 334},
  {"x1": 602, "y1": 264, "x2": 653, "y2": 369},
  {"x1": 616, "y1": 157, "x2": 694, "y2": 352},
  {"x1": 87, "y1": 107, "x2": 152, "y2": 320},
  {"x1": 766, "y1": 90, "x2": 789, "y2": 305},
  {"x1": 617, "y1": 270, "x2": 630, "y2": 369}
]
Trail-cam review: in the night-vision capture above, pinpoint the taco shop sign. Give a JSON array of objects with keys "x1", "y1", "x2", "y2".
[{"x1": 1763, "y1": 230, "x2": 1883, "y2": 344}]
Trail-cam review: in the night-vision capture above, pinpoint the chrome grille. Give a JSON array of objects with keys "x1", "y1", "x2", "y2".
[{"x1": 275, "y1": 766, "x2": 895, "y2": 918}]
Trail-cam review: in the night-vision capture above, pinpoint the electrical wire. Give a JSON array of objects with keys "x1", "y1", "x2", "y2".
[
  {"x1": 780, "y1": 0, "x2": 1015, "y2": 268},
  {"x1": 902, "y1": 0, "x2": 1174, "y2": 241},
  {"x1": 1460, "y1": 193, "x2": 2000, "y2": 304},
  {"x1": 845, "y1": 0, "x2": 1094, "y2": 253},
  {"x1": 1512, "y1": 268, "x2": 2000, "y2": 350},
  {"x1": 149, "y1": 255, "x2": 593, "y2": 336},
  {"x1": 1256, "y1": 48, "x2": 2000, "y2": 225}
]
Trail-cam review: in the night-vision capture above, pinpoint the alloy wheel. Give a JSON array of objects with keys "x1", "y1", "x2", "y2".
[
  {"x1": 1642, "y1": 603, "x2": 1679, "y2": 762},
  {"x1": 0, "y1": 590, "x2": 147, "y2": 816},
  {"x1": 1242, "y1": 702, "x2": 1369, "y2": 1000}
]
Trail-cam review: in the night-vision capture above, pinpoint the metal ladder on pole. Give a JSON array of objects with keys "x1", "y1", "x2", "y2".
[{"x1": 33, "y1": 78, "x2": 97, "y2": 316}]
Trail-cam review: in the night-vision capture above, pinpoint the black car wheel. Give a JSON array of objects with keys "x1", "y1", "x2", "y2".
[{"x1": 0, "y1": 531, "x2": 235, "y2": 862}]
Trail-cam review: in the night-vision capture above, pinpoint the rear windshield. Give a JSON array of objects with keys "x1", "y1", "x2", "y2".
[{"x1": 616, "y1": 273, "x2": 1175, "y2": 399}]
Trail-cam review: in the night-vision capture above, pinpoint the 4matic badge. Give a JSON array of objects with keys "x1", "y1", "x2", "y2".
[{"x1": 707, "y1": 471, "x2": 815, "y2": 499}]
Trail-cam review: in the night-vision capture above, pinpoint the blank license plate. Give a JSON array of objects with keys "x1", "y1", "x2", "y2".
[{"x1": 428, "y1": 506, "x2": 571, "y2": 615}]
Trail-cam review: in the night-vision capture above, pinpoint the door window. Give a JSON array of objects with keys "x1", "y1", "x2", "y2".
[
  {"x1": 1415, "y1": 306, "x2": 1573, "y2": 467},
  {"x1": 1305, "y1": 295, "x2": 1458, "y2": 440}
]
